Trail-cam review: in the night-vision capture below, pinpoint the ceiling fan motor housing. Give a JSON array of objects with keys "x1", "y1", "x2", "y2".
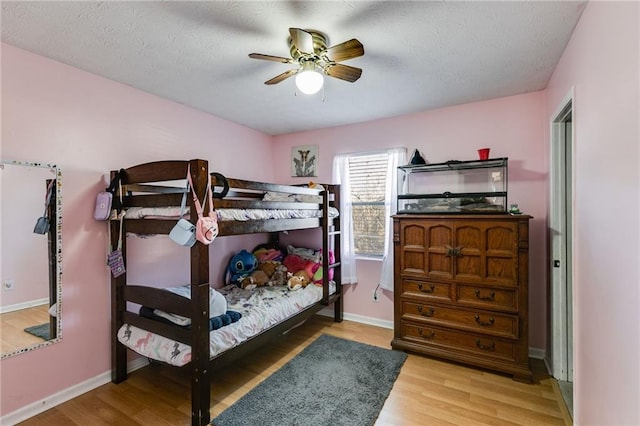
[{"x1": 288, "y1": 29, "x2": 329, "y2": 61}]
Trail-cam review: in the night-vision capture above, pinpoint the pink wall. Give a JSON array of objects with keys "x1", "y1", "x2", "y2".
[
  {"x1": 3, "y1": 2, "x2": 638, "y2": 422},
  {"x1": 273, "y1": 91, "x2": 548, "y2": 347},
  {"x1": 0, "y1": 44, "x2": 274, "y2": 415},
  {"x1": 544, "y1": 2, "x2": 639, "y2": 425}
]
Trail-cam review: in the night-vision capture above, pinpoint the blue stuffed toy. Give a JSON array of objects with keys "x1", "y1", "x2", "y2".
[{"x1": 228, "y1": 249, "x2": 258, "y2": 285}]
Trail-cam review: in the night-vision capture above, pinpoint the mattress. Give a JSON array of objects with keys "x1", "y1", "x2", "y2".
[
  {"x1": 124, "y1": 206, "x2": 339, "y2": 221},
  {"x1": 117, "y1": 282, "x2": 335, "y2": 367}
]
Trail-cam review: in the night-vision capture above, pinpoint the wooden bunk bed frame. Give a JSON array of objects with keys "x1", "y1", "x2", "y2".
[{"x1": 109, "y1": 159, "x2": 342, "y2": 426}]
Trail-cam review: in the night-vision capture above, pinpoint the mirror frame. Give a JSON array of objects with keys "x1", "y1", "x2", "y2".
[{"x1": 1, "y1": 159, "x2": 62, "y2": 359}]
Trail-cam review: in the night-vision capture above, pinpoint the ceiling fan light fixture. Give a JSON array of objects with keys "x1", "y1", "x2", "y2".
[{"x1": 295, "y1": 62, "x2": 324, "y2": 95}]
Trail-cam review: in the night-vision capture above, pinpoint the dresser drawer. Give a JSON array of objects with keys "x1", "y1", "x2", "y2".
[
  {"x1": 456, "y1": 284, "x2": 518, "y2": 313},
  {"x1": 401, "y1": 300, "x2": 518, "y2": 339},
  {"x1": 400, "y1": 320, "x2": 517, "y2": 362},
  {"x1": 401, "y1": 279, "x2": 453, "y2": 303}
]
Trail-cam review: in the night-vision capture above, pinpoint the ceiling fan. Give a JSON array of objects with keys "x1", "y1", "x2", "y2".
[{"x1": 249, "y1": 28, "x2": 365, "y2": 95}]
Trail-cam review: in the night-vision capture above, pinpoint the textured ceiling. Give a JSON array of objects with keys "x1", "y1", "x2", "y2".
[{"x1": 1, "y1": 1, "x2": 586, "y2": 135}]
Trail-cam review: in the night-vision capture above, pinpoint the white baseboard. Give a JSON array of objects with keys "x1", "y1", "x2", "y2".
[
  {"x1": 529, "y1": 347, "x2": 546, "y2": 360},
  {"x1": 316, "y1": 308, "x2": 394, "y2": 330},
  {"x1": 1, "y1": 357, "x2": 148, "y2": 426},
  {"x1": 0, "y1": 298, "x2": 49, "y2": 314}
]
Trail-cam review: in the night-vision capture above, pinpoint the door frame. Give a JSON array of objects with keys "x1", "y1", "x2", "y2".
[{"x1": 549, "y1": 88, "x2": 575, "y2": 381}]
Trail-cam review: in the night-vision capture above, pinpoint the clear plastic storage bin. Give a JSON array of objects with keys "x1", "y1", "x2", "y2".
[{"x1": 397, "y1": 158, "x2": 508, "y2": 214}]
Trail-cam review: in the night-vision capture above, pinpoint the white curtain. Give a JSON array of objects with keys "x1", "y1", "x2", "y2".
[
  {"x1": 379, "y1": 147, "x2": 407, "y2": 291},
  {"x1": 332, "y1": 154, "x2": 358, "y2": 284}
]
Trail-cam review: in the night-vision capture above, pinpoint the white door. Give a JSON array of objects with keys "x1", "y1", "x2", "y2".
[{"x1": 550, "y1": 95, "x2": 574, "y2": 383}]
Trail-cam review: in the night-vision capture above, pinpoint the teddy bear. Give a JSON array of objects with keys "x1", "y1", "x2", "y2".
[
  {"x1": 287, "y1": 270, "x2": 311, "y2": 291},
  {"x1": 239, "y1": 270, "x2": 271, "y2": 290},
  {"x1": 256, "y1": 260, "x2": 279, "y2": 278}
]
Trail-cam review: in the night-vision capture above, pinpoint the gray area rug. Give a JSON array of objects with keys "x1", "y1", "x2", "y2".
[
  {"x1": 213, "y1": 334, "x2": 407, "y2": 426},
  {"x1": 24, "y1": 323, "x2": 50, "y2": 340}
]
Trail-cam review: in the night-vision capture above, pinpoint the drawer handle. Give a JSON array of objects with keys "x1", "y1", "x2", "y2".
[
  {"x1": 474, "y1": 290, "x2": 496, "y2": 301},
  {"x1": 445, "y1": 245, "x2": 464, "y2": 257},
  {"x1": 418, "y1": 283, "x2": 435, "y2": 293},
  {"x1": 474, "y1": 315, "x2": 495, "y2": 327},
  {"x1": 418, "y1": 328, "x2": 435, "y2": 339},
  {"x1": 475, "y1": 339, "x2": 495, "y2": 351},
  {"x1": 418, "y1": 306, "x2": 435, "y2": 317}
]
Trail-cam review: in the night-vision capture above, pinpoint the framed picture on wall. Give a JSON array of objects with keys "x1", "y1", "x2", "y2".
[{"x1": 291, "y1": 145, "x2": 318, "y2": 177}]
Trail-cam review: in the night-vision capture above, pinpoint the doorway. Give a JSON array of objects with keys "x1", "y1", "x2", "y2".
[{"x1": 550, "y1": 94, "x2": 574, "y2": 418}]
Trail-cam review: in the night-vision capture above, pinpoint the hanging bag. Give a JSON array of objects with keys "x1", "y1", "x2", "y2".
[
  {"x1": 107, "y1": 212, "x2": 126, "y2": 278},
  {"x1": 187, "y1": 166, "x2": 219, "y2": 245},
  {"x1": 33, "y1": 180, "x2": 55, "y2": 234},
  {"x1": 169, "y1": 166, "x2": 197, "y2": 247},
  {"x1": 94, "y1": 169, "x2": 125, "y2": 221}
]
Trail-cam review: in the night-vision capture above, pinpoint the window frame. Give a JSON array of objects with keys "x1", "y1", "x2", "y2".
[{"x1": 347, "y1": 151, "x2": 391, "y2": 259}]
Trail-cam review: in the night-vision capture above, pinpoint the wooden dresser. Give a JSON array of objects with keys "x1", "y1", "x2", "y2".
[{"x1": 390, "y1": 214, "x2": 532, "y2": 382}]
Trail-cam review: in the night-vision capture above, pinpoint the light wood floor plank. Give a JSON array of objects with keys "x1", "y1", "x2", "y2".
[
  {"x1": 18, "y1": 316, "x2": 571, "y2": 425},
  {"x1": 1, "y1": 304, "x2": 50, "y2": 354}
]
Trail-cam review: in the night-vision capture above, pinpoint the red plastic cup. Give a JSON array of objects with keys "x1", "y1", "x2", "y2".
[{"x1": 478, "y1": 148, "x2": 490, "y2": 160}]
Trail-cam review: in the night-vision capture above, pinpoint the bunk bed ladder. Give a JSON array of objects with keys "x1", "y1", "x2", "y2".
[{"x1": 323, "y1": 184, "x2": 343, "y2": 322}]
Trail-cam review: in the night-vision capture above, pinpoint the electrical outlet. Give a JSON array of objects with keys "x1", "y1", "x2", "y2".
[
  {"x1": 372, "y1": 288, "x2": 380, "y2": 303},
  {"x1": 4, "y1": 279, "x2": 15, "y2": 291}
]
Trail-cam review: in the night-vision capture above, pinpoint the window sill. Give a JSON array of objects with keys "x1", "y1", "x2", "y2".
[{"x1": 355, "y1": 255, "x2": 383, "y2": 262}]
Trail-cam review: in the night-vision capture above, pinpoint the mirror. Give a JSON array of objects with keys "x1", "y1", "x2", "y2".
[{"x1": 0, "y1": 160, "x2": 62, "y2": 358}]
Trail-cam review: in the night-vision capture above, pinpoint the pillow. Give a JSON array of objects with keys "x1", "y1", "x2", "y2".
[
  {"x1": 152, "y1": 285, "x2": 227, "y2": 326},
  {"x1": 286, "y1": 244, "x2": 321, "y2": 263}
]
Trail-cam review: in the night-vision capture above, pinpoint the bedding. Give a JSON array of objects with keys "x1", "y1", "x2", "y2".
[
  {"x1": 262, "y1": 191, "x2": 323, "y2": 203},
  {"x1": 117, "y1": 282, "x2": 336, "y2": 367},
  {"x1": 124, "y1": 206, "x2": 339, "y2": 221},
  {"x1": 216, "y1": 207, "x2": 339, "y2": 221}
]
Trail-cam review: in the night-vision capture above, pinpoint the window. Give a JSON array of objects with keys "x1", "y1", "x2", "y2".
[
  {"x1": 348, "y1": 153, "x2": 389, "y2": 257},
  {"x1": 333, "y1": 147, "x2": 406, "y2": 287}
]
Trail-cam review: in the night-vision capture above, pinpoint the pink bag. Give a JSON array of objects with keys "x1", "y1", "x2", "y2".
[
  {"x1": 95, "y1": 169, "x2": 125, "y2": 221},
  {"x1": 186, "y1": 166, "x2": 219, "y2": 245},
  {"x1": 94, "y1": 191, "x2": 113, "y2": 220}
]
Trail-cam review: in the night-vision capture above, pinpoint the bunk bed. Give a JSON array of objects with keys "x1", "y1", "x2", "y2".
[{"x1": 109, "y1": 159, "x2": 342, "y2": 426}]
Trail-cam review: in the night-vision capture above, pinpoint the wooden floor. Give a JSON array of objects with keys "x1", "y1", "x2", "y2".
[
  {"x1": 19, "y1": 316, "x2": 572, "y2": 425},
  {"x1": 1, "y1": 304, "x2": 50, "y2": 354}
]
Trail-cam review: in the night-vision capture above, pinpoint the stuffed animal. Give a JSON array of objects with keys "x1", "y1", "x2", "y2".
[
  {"x1": 283, "y1": 254, "x2": 316, "y2": 278},
  {"x1": 257, "y1": 260, "x2": 279, "y2": 278},
  {"x1": 253, "y1": 247, "x2": 283, "y2": 262},
  {"x1": 228, "y1": 249, "x2": 258, "y2": 285},
  {"x1": 312, "y1": 250, "x2": 335, "y2": 284},
  {"x1": 239, "y1": 270, "x2": 270, "y2": 290},
  {"x1": 287, "y1": 270, "x2": 311, "y2": 291},
  {"x1": 268, "y1": 264, "x2": 288, "y2": 287}
]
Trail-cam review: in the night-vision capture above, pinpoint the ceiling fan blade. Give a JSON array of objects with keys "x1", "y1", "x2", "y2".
[
  {"x1": 265, "y1": 69, "x2": 298, "y2": 85},
  {"x1": 249, "y1": 53, "x2": 295, "y2": 64},
  {"x1": 289, "y1": 28, "x2": 314, "y2": 54},
  {"x1": 325, "y1": 64, "x2": 362, "y2": 83},
  {"x1": 323, "y1": 39, "x2": 365, "y2": 62}
]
